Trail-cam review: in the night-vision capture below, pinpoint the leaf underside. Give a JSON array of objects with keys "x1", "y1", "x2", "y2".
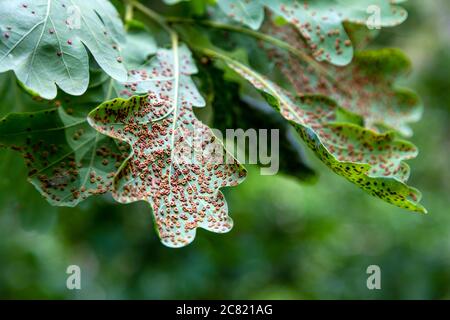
[
  {"x1": 88, "y1": 45, "x2": 246, "y2": 247},
  {"x1": 0, "y1": 0, "x2": 427, "y2": 249},
  {"x1": 0, "y1": 0, "x2": 127, "y2": 99},
  {"x1": 0, "y1": 105, "x2": 129, "y2": 206},
  {"x1": 261, "y1": 22, "x2": 423, "y2": 137},
  {"x1": 224, "y1": 59, "x2": 425, "y2": 213},
  {"x1": 217, "y1": 0, "x2": 407, "y2": 65}
]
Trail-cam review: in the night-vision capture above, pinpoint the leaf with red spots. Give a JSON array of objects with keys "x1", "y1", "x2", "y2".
[
  {"x1": 217, "y1": 0, "x2": 408, "y2": 65},
  {"x1": 0, "y1": 27, "x2": 160, "y2": 207},
  {"x1": 0, "y1": 0, "x2": 127, "y2": 99},
  {"x1": 0, "y1": 104, "x2": 129, "y2": 206},
  {"x1": 209, "y1": 52, "x2": 425, "y2": 213},
  {"x1": 88, "y1": 45, "x2": 246, "y2": 247},
  {"x1": 261, "y1": 22, "x2": 422, "y2": 137}
]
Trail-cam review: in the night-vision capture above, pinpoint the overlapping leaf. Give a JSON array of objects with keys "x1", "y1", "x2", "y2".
[
  {"x1": 0, "y1": 0, "x2": 128, "y2": 99},
  {"x1": 88, "y1": 45, "x2": 246, "y2": 247},
  {"x1": 262, "y1": 23, "x2": 422, "y2": 136},
  {"x1": 212, "y1": 54, "x2": 425, "y2": 213},
  {"x1": 0, "y1": 28, "x2": 158, "y2": 206},
  {"x1": 0, "y1": 73, "x2": 124, "y2": 207},
  {"x1": 217, "y1": 0, "x2": 407, "y2": 65},
  {"x1": 0, "y1": 103, "x2": 129, "y2": 206}
]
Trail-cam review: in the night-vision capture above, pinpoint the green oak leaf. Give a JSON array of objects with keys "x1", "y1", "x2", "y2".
[
  {"x1": 181, "y1": 18, "x2": 421, "y2": 137},
  {"x1": 217, "y1": 0, "x2": 265, "y2": 30},
  {"x1": 217, "y1": 0, "x2": 408, "y2": 65},
  {"x1": 0, "y1": 73, "x2": 59, "y2": 226},
  {"x1": 261, "y1": 22, "x2": 422, "y2": 136},
  {"x1": 88, "y1": 44, "x2": 246, "y2": 247},
  {"x1": 203, "y1": 49, "x2": 425, "y2": 213},
  {"x1": 0, "y1": 103, "x2": 129, "y2": 206},
  {"x1": 0, "y1": 0, "x2": 128, "y2": 99}
]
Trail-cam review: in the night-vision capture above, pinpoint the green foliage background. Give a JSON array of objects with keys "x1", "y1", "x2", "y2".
[{"x1": 0, "y1": 0, "x2": 449, "y2": 299}]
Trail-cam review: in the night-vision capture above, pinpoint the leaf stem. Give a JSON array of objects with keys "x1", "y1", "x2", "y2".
[
  {"x1": 129, "y1": 0, "x2": 180, "y2": 188},
  {"x1": 167, "y1": 17, "x2": 316, "y2": 65},
  {"x1": 193, "y1": 46, "x2": 288, "y2": 108}
]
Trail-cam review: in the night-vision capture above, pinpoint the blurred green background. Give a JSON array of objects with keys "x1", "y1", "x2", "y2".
[{"x1": 0, "y1": 0, "x2": 449, "y2": 299}]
